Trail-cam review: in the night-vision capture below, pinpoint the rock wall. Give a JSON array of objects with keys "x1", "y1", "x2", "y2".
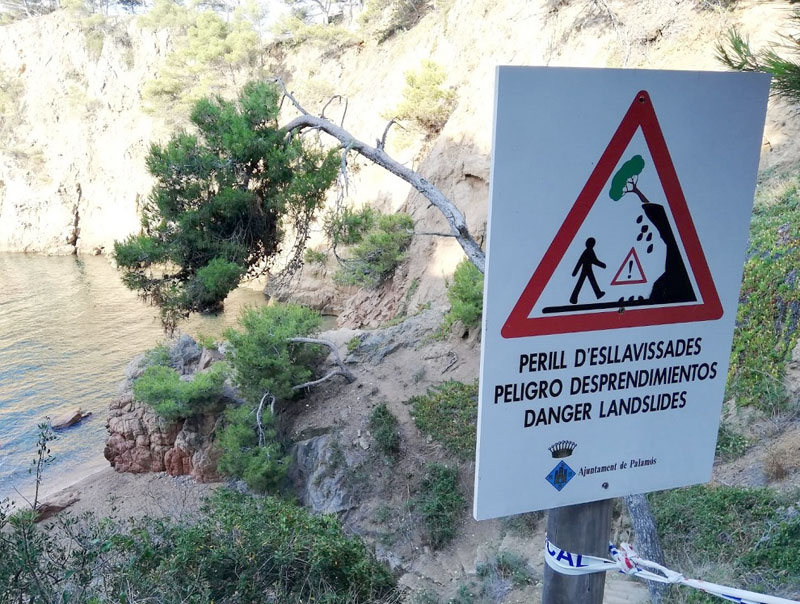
[
  {"x1": 104, "y1": 336, "x2": 232, "y2": 483},
  {"x1": 0, "y1": 12, "x2": 168, "y2": 254}
]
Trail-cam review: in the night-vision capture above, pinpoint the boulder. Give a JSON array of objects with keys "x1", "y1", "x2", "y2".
[
  {"x1": 51, "y1": 408, "x2": 92, "y2": 430},
  {"x1": 35, "y1": 492, "x2": 79, "y2": 522},
  {"x1": 105, "y1": 335, "x2": 227, "y2": 483},
  {"x1": 289, "y1": 434, "x2": 357, "y2": 514}
]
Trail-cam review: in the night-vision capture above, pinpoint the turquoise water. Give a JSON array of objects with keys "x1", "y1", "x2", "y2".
[{"x1": 0, "y1": 253, "x2": 270, "y2": 500}]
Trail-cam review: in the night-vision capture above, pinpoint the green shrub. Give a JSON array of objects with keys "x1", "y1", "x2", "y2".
[
  {"x1": 0, "y1": 489, "x2": 398, "y2": 603},
  {"x1": 0, "y1": 68, "x2": 22, "y2": 137},
  {"x1": 81, "y1": 14, "x2": 107, "y2": 61},
  {"x1": 194, "y1": 333, "x2": 218, "y2": 351},
  {"x1": 651, "y1": 485, "x2": 800, "y2": 593},
  {"x1": 476, "y1": 551, "x2": 533, "y2": 587},
  {"x1": 272, "y1": 14, "x2": 361, "y2": 49},
  {"x1": 334, "y1": 213, "x2": 414, "y2": 288},
  {"x1": 445, "y1": 259, "x2": 484, "y2": 330},
  {"x1": 715, "y1": 423, "x2": 749, "y2": 460},
  {"x1": 409, "y1": 380, "x2": 478, "y2": 460},
  {"x1": 304, "y1": 247, "x2": 328, "y2": 265},
  {"x1": 359, "y1": 0, "x2": 431, "y2": 42},
  {"x1": 324, "y1": 205, "x2": 377, "y2": 248},
  {"x1": 727, "y1": 182, "x2": 800, "y2": 411},
  {"x1": 140, "y1": 4, "x2": 264, "y2": 113},
  {"x1": 133, "y1": 361, "x2": 228, "y2": 420},
  {"x1": 393, "y1": 60, "x2": 456, "y2": 134},
  {"x1": 415, "y1": 463, "x2": 464, "y2": 549},
  {"x1": 369, "y1": 403, "x2": 400, "y2": 457},
  {"x1": 137, "y1": 0, "x2": 192, "y2": 29},
  {"x1": 216, "y1": 404, "x2": 290, "y2": 492},
  {"x1": 347, "y1": 335, "x2": 362, "y2": 353},
  {"x1": 187, "y1": 258, "x2": 245, "y2": 312},
  {"x1": 144, "y1": 342, "x2": 172, "y2": 367},
  {"x1": 225, "y1": 303, "x2": 323, "y2": 403}
]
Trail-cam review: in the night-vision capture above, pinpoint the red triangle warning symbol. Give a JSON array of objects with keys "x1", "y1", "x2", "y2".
[
  {"x1": 501, "y1": 90, "x2": 722, "y2": 339},
  {"x1": 611, "y1": 247, "x2": 646, "y2": 286}
]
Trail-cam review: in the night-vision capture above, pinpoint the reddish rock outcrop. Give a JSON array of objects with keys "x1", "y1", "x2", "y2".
[{"x1": 104, "y1": 336, "x2": 231, "y2": 483}]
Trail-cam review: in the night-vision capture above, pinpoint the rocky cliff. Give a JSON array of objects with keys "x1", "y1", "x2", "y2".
[
  {"x1": 104, "y1": 335, "x2": 234, "y2": 482},
  {"x1": 0, "y1": 13, "x2": 168, "y2": 255}
]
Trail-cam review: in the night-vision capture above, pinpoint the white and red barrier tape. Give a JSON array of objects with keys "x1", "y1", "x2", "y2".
[{"x1": 545, "y1": 535, "x2": 800, "y2": 604}]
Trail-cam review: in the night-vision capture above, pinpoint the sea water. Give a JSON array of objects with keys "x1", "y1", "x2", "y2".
[{"x1": 0, "y1": 253, "x2": 269, "y2": 500}]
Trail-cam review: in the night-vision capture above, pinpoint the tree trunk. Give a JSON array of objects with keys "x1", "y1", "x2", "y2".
[{"x1": 624, "y1": 494, "x2": 668, "y2": 604}]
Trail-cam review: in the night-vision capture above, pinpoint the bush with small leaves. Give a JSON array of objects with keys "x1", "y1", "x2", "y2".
[
  {"x1": 727, "y1": 182, "x2": 800, "y2": 411},
  {"x1": 324, "y1": 205, "x2": 377, "y2": 248},
  {"x1": 651, "y1": 485, "x2": 800, "y2": 594},
  {"x1": 216, "y1": 405, "x2": 290, "y2": 492},
  {"x1": 359, "y1": 0, "x2": 431, "y2": 42},
  {"x1": 272, "y1": 14, "x2": 361, "y2": 50},
  {"x1": 347, "y1": 335, "x2": 362, "y2": 353},
  {"x1": 0, "y1": 487, "x2": 399, "y2": 603},
  {"x1": 225, "y1": 303, "x2": 323, "y2": 404},
  {"x1": 393, "y1": 60, "x2": 456, "y2": 134},
  {"x1": 139, "y1": 0, "x2": 265, "y2": 113},
  {"x1": 415, "y1": 463, "x2": 464, "y2": 549},
  {"x1": 409, "y1": 380, "x2": 478, "y2": 460},
  {"x1": 369, "y1": 403, "x2": 400, "y2": 457},
  {"x1": 334, "y1": 213, "x2": 414, "y2": 288},
  {"x1": 133, "y1": 361, "x2": 229, "y2": 421},
  {"x1": 445, "y1": 259, "x2": 484, "y2": 331},
  {"x1": 304, "y1": 247, "x2": 328, "y2": 265}
]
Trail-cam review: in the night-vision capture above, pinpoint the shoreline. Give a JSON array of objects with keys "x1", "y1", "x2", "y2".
[{"x1": 8, "y1": 454, "x2": 219, "y2": 520}]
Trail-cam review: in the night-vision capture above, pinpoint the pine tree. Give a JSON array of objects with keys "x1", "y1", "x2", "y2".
[
  {"x1": 114, "y1": 81, "x2": 339, "y2": 332},
  {"x1": 717, "y1": 8, "x2": 800, "y2": 103}
]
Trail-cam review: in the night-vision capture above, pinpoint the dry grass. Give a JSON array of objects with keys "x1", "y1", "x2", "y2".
[{"x1": 764, "y1": 429, "x2": 800, "y2": 482}]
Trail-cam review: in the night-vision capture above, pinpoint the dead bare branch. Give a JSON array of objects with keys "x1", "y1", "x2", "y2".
[
  {"x1": 378, "y1": 118, "x2": 404, "y2": 150},
  {"x1": 281, "y1": 111, "x2": 486, "y2": 273},
  {"x1": 321, "y1": 94, "x2": 349, "y2": 128},
  {"x1": 292, "y1": 369, "x2": 356, "y2": 391},
  {"x1": 409, "y1": 229, "x2": 457, "y2": 238},
  {"x1": 321, "y1": 95, "x2": 341, "y2": 119},
  {"x1": 288, "y1": 337, "x2": 357, "y2": 389},
  {"x1": 273, "y1": 78, "x2": 310, "y2": 116},
  {"x1": 255, "y1": 392, "x2": 275, "y2": 447},
  {"x1": 442, "y1": 351, "x2": 458, "y2": 373}
]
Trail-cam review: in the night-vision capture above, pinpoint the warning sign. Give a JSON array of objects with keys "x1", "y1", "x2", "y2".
[
  {"x1": 501, "y1": 91, "x2": 722, "y2": 338},
  {"x1": 474, "y1": 67, "x2": 770, "y2": 520}
]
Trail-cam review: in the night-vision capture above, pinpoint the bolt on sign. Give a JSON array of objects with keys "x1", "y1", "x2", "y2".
[{"x1": 473, "y1": 67, "x2": 770, "y2": 520}]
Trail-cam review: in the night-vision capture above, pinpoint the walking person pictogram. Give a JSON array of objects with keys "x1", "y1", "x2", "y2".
[{"x1": 570, "y1": 237, "x2": 606, "y2": 304}]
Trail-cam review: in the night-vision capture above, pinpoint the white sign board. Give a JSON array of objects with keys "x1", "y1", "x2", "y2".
[{"x1": 474, "y1": 67, "x2": 770, "y2": 520}]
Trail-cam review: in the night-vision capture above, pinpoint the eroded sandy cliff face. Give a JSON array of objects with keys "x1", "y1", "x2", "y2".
[
  {"x1": 1, "y1": 1, "x2": 796, "y2": 323},
  {"x1": 0, "y1": 13, "x2": 168, "y2": 255}
]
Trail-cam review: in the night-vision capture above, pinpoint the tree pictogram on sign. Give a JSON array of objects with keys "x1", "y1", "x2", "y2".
[{"x1": 501, "y1": 90, "x2": 722, "y2": 339}]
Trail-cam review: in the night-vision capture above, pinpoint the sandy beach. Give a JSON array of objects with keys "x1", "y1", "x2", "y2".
[{"x1": 10, "y1": 456, "x2": 220, "y2": 522}]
